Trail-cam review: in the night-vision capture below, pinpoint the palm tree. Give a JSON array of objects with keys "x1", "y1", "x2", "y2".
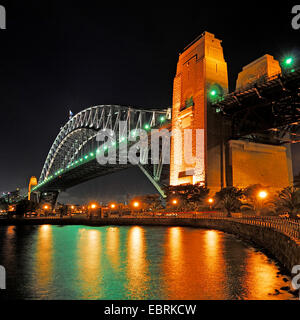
[
  {"x1": 273, "y1": 186, "x2": 300, "y2": 218},
  {"x1": 242, "y1": 184, "x2": 274, "y2": 215},
  {"x1": 294, "y1": 173, "x2": 300, "y2": 188},
  {"x1": 215, "y1": 187, "x2": 243, "y2": 217}
]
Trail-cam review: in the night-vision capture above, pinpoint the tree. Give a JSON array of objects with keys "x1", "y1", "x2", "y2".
[
  {"x1": 242, "y1": 184, "x2": 273, "y2": 215},
  {"x1": 215, "y1": 187, "x2": 243, "y2": 217},
  {"x1": 164, "y1": 183, "x2": 209, "y2": 211},
  {"x1": 273, "y1": 186, "x2": 300, "y2": 218},
  {"x1": 58, "y1": 204, "x2": 68, "y2": 217},
  {"x1": 15, "y1": 199, "x2": 37, "y2": 217},
  {"x1": 294, "y1": 173, "x2": 300, "y2": 188},
  {"x1": 0, "y1": 198, "x2": 8, "y2": 212},
  {"x1": 132, "y1": 194, "x2": 163, "y2": 212}
]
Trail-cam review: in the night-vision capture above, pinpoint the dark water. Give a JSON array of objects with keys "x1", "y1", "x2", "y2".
[{"x1": 0, "y1": 225, "x2": 294, "y2": 300}]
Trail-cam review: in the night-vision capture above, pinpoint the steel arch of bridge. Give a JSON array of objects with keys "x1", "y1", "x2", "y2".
[{"x1": 35, "y1": 105, "x2": 171, "y2": 197}]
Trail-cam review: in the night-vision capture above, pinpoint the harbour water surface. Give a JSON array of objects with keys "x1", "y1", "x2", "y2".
[{"x1": 0, "y1": 225, "x2": 294, "y2": 300}]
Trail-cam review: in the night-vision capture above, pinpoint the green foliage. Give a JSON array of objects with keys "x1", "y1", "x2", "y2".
[{"x1": 215, "y1": 187, "x2": 243, "y2": 217}]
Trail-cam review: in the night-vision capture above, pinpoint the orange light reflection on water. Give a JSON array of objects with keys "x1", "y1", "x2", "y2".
[
  {"x1": 244, "y1": 251, "x2": 290, "y2": 300},
  {"x1": 77, "y1": 229, "x2": 102, "y2": 299},
  {"x1": 35, "y1": 225, "x2": 53, "y2": 291},
  {"x1": 126, "y1": 226, "x2": 149, "y2": 299},
  {"x1": 106, "y1": 227, "x2": 120, "y2": 270}
]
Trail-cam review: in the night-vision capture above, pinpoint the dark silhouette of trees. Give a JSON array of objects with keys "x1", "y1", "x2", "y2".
[
  {"x1": 0, "y1": 198, "x2": 8, "y2": 211},
  {"x1": 215, "y1": 187, "x2": 243, "y2": 217},
  {"x1": 272, "y1": 186, "x2": 300, "y2": 218},
  {"x1": 15, "y1": 199, "x2": 37, "y2": 217},
  {"x1": 58, "y1": 204, "x2": 68, "y2": 217},
  {"x1": 131, "y1": 194, "x2": 163, "y2": 211},
  {"x1": 294, "y1": 173, "x2": 300, "y2": 188},
  {"x1": 164, "y1": 183, "x2": 209, "y2": 210}
]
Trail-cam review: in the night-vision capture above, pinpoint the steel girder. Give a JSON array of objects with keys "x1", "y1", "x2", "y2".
[
  {"x1": 212, "y1": 68, "x2": 300, "y2": 144},
  {"x1": 36, "y1": 105, "x2": 171, "y2": 196}
]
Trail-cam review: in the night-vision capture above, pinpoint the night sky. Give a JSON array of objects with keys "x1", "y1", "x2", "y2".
[{"x1": 1, "y1": 1, "x2": 299, "y2": 204}]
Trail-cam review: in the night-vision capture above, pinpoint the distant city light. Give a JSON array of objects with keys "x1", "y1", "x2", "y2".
[
  {"x1": 208, "y1": 198, "x2": 214, "y2": 204},
  {"x1": 90, "y1": 203, "x2": 97, "y2": 209},
  {"x1": 172, "y1": 199, "x2": 178, "y2": 205}
]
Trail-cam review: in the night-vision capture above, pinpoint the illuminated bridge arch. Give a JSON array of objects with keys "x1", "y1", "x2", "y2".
[{"x1": 34, "y1": 105, "x2": 171, "y2": 201}]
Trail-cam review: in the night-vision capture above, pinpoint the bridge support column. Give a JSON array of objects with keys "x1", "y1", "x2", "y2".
[
  {"x1": 39, "y1": 191, "x2": 60, "y2": 209},
  {"x1": 170, "y1": 31, "x2": 229, "y2": 191}
]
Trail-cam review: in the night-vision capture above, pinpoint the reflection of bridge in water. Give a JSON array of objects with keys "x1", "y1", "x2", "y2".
[{"x1": 31, "y1": 32, "x2": 300, "y2": 206}]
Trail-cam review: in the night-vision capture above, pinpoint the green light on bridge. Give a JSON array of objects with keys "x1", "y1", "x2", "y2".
[
  {"x1": 284, "y1": 57, "x2": 293, "y2": 66},
  {"x1": 210, "y1": 90, "x2": 217, "y2": 97}
]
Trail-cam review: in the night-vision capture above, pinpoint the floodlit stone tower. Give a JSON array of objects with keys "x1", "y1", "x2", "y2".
[
  {"x1": 170, "y1": 32, "x2": 229, "y2": 192},
  {"x1": 170, "y1": 32, "x2": 293, "y2": 193}
]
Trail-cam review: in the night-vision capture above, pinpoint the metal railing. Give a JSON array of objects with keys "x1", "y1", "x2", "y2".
[
  {"x1": 106, "y1": 212, "x2": 300, "y2": 241},
  {"x1": 14, "y1": 212, "x2": 300, "y2": 242}
]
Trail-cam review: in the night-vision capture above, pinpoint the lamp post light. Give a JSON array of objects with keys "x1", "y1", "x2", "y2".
[
  {"x1": 110, "y1": 203, "x2": 116, "y2": 209},
  {"x1": 88, "y1": 203, "x2": 98, "y2": 219},
  {"x1": 131, "y1": 201, "x2": 140, "y2": 216},
  {"x1": 172, "y1": 199, "x2": 178, "y2": 205},
  {"x1": 43, "y1": 204, "x2": 50, "y2": 217},
  {"x1": 257, "y1": 190, "x2": 268, "y2": 215},
  {"x1": 171, "y1": 199, "x2": 179, "y2": 212},
  {"x1": 208, "y1": 198, "x2": 214, "y2": 210},
  {"x1": 258, "y1": 190, "x2": 268, "y2": 200}
]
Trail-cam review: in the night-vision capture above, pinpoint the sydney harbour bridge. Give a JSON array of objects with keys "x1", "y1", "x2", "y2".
[{"x1": 28, "y1": 32, "x2": 300, "y2": 206}]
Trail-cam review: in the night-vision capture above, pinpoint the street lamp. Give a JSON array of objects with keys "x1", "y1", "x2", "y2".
[
  {"x1": 258, "y1": 190, "x2": 268, "y2": 200},
  {"x1": 110, "y1": 203, "x2": 116, "y2": 209},
  {"x1": 133, "y1": 201, "x2": 139, "y2": 208},
  {"x1": 257, "y1": 190, "x2": 268, "y2": 216},
  {"x1": 172, "y1": 199, "x2": 178, "y2": 205},
  {"x1": 208, "y1": 198, "x2": 214, "y2": 210}
]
